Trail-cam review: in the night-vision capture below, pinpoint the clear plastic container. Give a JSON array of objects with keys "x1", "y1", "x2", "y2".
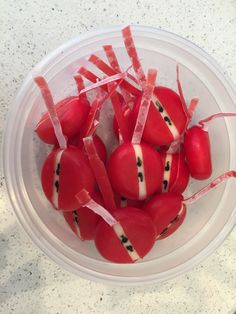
[{"x1": 3, "y1": 25, "x2": 236, "y2": 285}]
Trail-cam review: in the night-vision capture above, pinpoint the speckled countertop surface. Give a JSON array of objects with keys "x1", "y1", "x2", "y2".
[{"x1": 1, "y1": 0, "x2": 236, "y2": 313}]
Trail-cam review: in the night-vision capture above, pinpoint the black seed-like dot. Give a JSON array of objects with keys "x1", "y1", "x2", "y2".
[
  {"x1": 55, "y1": 180, "x2": 59, "y2": 192},
  {"x1": 137, "y1": 157, "x2": 142, "y2": 167},
  {"x1": 126, "y1": 245, "x2": 134, "y2": 252},
  {"x1": 163, "y1": 180, "x2": 168, "y2": 190},
  {"x1": 160, "y1": 227, "x2": 168, "y2": 236},
  {"x1": 138, "y1": 172, "x2": 144, "y2": 182},
  {"x1": 121, "y1": 196, "x2": 126, "y2": 201},
  {"x1": 165, "y1": 161, "x2": 170, "y2": 171},
  {"x1": 120, "y1": 235, "x2": 128, "y2": 243},
  {"x1": 155, "y1": 101, "x2": 164, "y2": 112},
  {"x1": 56, "y1": 163, "x2": 60, "y2": 175},
  {"x1": 164, "y1": 116, "x2": 172, "y2": 126}
]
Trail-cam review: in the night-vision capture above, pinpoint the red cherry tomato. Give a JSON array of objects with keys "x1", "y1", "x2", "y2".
[
  {"x1": 184, "y1": 125, "x2": 212, "y2": 180},
  {"x1": 41, "y1": 146, "x2": 96, "y2": 210},
  {"x1": 143, "y1": 192, "x2": 186, "y2": 239},
  {"x1": 160, "y1": 150, "x2": 189, "y2": 194},
  {"x1": 132, "y1": 86, "x2": 187, "y2": 146},
  {"x1": 35, "y1": 96, "x2": 90, "y2": 145},
  {"x1": 107, "y1": 143, "x2": 163, "y2": 200},
  {"x1": 63, "y1": 191, "x2": 103, "y2": 240}
]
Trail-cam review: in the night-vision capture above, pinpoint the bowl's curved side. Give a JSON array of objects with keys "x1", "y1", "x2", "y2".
[{"x1": 3, "y1": 25, "x2": 236, "y2": 285}]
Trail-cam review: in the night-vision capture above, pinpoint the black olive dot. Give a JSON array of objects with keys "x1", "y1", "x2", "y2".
[
  {"x1": 155, "y1": 101, "x2": 164, "y2": 112},
  {"x1": 164, "y1": 116, "x2": 172, "y2": 126},
  {"x1": 120, "y1": 235, "x2": 128, "y2": 243},
  {"x1": 126, "y1": 245, "x2": 134, "y2": 252},
  {"x1": 55, "y1": 180, "x2": 59, "y2": 192},
  {"x1": 137, "y1": 157, "x2": 142, "y2": 167},
  {"x1": 138, "y1": 172, "x2": 144, "y2": 182},
  {"x1": 56, "y1": 163, "x2": 60, "y2": 176},
  {"x1": 163, "y1": 180, "x2": 168, "y2": 191},
  {"x1": 165, "y1": 161, "x2": 170, "y2": 171},
  {"x1": 160, "y1": 227, "x2": 168, "y2": 236}
]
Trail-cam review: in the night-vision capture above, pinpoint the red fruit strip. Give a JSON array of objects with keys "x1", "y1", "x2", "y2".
[
  {"x1": 184, "y1": 171, "x2": 236, "y2": 205},
  {"x1": 103, "y1": 45, "x2": 139, "y2": 84},
  {"x1": 167, "y1": 138, "x2": 181, "y2": 154},
  {"x1": 80, "y1": 89, "x2": 104, "y2": 138},
  {"x1": 103, "y1": 45, "x2": 134, "y2": 104},
  {"x1": 122, "y1": 25, "x2": 146, "y2": 84},
  {"x1": 198, "y1": 113, "x2": 236, "y2": 129},
  {"x1": 81, "y1": 80, "x2": 123, "y2": 138},
  {"x1": 103, "y1": 45, "x2": 121, "y2": 72},
  {"x1": 131, "y1": 69, "x2": 157, "y2": 144},
  {"x1": 108, "y1": 82, "x2": 132, "y2": 142},
  {"x1": 74, "y1": 74, "x2": 88, "y2": 102},
  {"x1": 34, "y1": 76, "x2": 67, "y2": 149},
  {"x1": 89, "y1": 54, "x2": 140, "y2": 96},
  {"x1": 79, "y1": 71, "x2": 127, "y2": 95},
  {"x1": 78, "y1": 66, "x2": 106, "y2": 90},
  {"x1": 76, "y1": 189, "x2": 117, "y2": 226},
  {"x1": 188, "y1": 98, "x2": 199, "y2": 119},
  {"x1": 83, "y1": 136, "x2": 117, "y2": 212}
]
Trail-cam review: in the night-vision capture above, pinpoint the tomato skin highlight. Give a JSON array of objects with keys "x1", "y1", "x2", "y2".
[
  {"x1": 184, "y1": 126, "x2": 212, "y2": 180},
  {"x1": 35, "y1": 96, "x2": 90, "y2": 145}
]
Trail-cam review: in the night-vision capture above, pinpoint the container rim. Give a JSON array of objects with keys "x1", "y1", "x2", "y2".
[{"x1": 3, "y1": 25, "x2": 236, "y2": 286}]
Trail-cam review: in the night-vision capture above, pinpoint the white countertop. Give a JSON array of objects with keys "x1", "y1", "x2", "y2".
[{"x1": 1, "y1": 0, "x2": 236, "y2": 313}]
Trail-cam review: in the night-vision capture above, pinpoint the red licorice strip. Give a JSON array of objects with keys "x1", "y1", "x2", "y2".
[
  {"x1": 89, "y1": 54, "x2": 140, "y2": 96},
  {"x1": 108, "y1": 82, "x2": 132, "y2": 142},
  {"x1": 184, "y1": 171, "x2": 236, "y2": 205},
  {"x1": 103, "y1": 45, "x2": 121, "y2": 72},
  {"x1": 76, "y1": 190, "x2": 117, "y2": 226},
  {"x1": 83, "y1": 136, "x2": 117, "y2": 212},
  {"x1": 122, "y1": 26, "x2": 146, "y2": 84},
  {"x1": 34, "y1": 76, "x2": 67, "y2": 149},
  {"x1": 103, "y1": 45, "x2": 139, "y2": 84},
  {"x1": 103, "y1": 45, "x2": 134, "y2": 104},
  {"x1": 167, "y1": 138, "x2": 181, "y2": 154},
  {"x1": 78, "y1": 66, "x2": 125, "y2": 101},
  {"x1": 74, "y1": 74, "x2": 88, "y2": 102},
  {"x1": 80, "y1": 80, "x2": 124, "y2": 138},
  {"x1": 188, "y1": 98, "x2": 199, "y2": 119},
  {"x1": 80, "y1": 90, "x2": 104, "y2": 138},
  {"x1": 131, "y1": 69, "x2": 157, "y2": 144},
  {"x1": 198, "y1": 113, "x2": 236, "y2": 129},
  {"x1": 79, "y1": 71, "x2": 127, "y2": 95}
]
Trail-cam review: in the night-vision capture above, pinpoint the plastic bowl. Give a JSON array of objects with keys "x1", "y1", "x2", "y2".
[{"x1": 3, "y1": 25, "x2": 236, "y2": 285}]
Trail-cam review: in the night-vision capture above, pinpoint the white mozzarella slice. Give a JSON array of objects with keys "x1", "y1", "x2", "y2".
[
  {"x1": 152, "y1": 95, "x2": 180, "y2": 139},
  {"x1": 133, "y1": 144, "x2": 147, "y2": 199},
  {"x1": 52, "y1": 150, "x2": 63, "y2": 208},
  {"x1": 113, "y1": 223, "x2": 140, "y2": 261}
]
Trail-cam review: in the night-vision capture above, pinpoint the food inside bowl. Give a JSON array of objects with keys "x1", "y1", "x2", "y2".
[{"x1": 33, "y1": 26, "x2": 236, "y2": 263}]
